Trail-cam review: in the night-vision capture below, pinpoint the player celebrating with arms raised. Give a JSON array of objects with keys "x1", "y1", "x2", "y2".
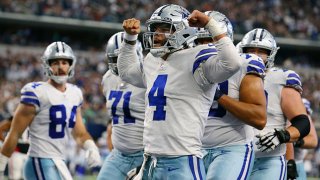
[{"x1": 118, "y1": 4, "x2": 241, "y2": 179}]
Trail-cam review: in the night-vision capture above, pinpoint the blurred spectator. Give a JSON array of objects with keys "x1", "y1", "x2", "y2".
[{"x1": 0, "y1": 0, "x2": 319, "y2": 40}]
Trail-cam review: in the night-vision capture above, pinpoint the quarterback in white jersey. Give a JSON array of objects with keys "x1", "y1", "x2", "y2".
[
  {"x1": 239, "y1": 28, "x2": 311, "y2": 180},
  {"x1": 97, "y1": 32, "x2": 146, "y2": 180},
  {"x1": 197, "y1": 11, "x2": 267, "y2": 180},
  {"x1": 118, "y1": 4, "x2": 241, "y2": 179},
  {"x1": 0, "y1": 41, "x2": 101, "y2": 180}
]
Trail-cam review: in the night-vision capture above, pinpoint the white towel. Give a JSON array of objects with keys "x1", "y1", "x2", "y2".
[{"x1": 52, "y1": 159, "x2": 73, "y2": 180}]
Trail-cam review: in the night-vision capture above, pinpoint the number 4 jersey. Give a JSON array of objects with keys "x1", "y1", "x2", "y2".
[
  {"x1": 202, "y1": 53, "x2": 266, "y2": 148},
  {"x1": 20, "y1": 82, "x2": 82, "y2": 159},
  {"x1": 101, "y1": 70, "x2": 145, "y2": 153}
]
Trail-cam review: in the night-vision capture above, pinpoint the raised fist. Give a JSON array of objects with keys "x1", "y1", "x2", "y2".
[
  {"x1": 188, "y1": 10, "x2": 210, "y2": 28},
  {"x1": 123, "y1": 18, "x2": 141, "y2": 35}
]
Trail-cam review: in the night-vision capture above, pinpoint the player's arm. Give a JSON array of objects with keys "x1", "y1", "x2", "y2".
[
  {"x1": 188, "y1": 10, "x2": 241, "y2": 84},
  {"x1": 294, "y1": 116, "x2": 318, "y2": 149},
  {"x1": 118, "y1": 18, "x2": 145, "y2": 88},
  {"x1": 0, "y1": 116, "x2": 13, "y2": 141},
  {"x1": 72, "y1": 108, "x2": 101, "y2": 167},
  {"x1": 0, "y1": 103, "x2": 35, "y2": 157},
  {"x1": 281, "y1": 87, "x2": 310, "y2": 142},
  {"x1": 217, "y1": 74, "x2": 266, "y2": 130}
]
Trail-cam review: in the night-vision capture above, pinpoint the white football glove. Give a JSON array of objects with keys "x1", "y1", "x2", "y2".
[
  {"x1": 83, "y1": 140, "x2": 102, "y2": 168},
  {"x1": 256, "y1": 129, "x2": 290, "y2": 153},
  {"x1": 0, "y1": 153, "x2": 9, "y2": 179}
]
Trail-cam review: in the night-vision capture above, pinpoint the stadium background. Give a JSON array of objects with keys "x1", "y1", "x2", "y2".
[{"x1": 0, "y1": 0, "x2": 319, "y2": 179}]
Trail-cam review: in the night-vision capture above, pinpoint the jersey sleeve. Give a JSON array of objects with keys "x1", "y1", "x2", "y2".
[
  {"x1": 241, "y1": 53, "x2": 266, "y2": 78},
  {"x1": 283, "y1": 70, "x2": 303, "y2": 93},
  {"x1": 20, "y1": 82, "x2": 41, "y2": 111}
]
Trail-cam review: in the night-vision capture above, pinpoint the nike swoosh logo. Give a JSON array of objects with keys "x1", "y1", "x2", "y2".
[{"x1": 168, "y1": 167, "x2": 180, "y2": 171}]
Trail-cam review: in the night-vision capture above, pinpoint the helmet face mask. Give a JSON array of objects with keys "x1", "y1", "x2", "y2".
[
  {"x1": 240, "y1": 28, "x2": 279, "y2": 69},
  {"x1": 106, "y1": 32, "x2": 143, "y2": 75},
  {"x1": 143, "y1": 4, "x2": 197, "y2": 57},
  {"x1": 41, "y1": 41, "x2": 76, "y2": 84}
]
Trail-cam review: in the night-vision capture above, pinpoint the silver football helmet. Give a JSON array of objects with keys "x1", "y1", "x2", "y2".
[
  {"x1": 240, "y1": 28, "x2": 279, "y2": 68},
  {"x1": 197, "y1": 11, "x2": 233, "y2": 41},
  {"x1": 41, "y1": 41, "x2": 76, "y2": 84},
  {"x1": 143, "y1": 4, "x2": 197, "y2": 57},
  {"x1": 106, "y1": 32, "x2": 143, "y2": 75}
]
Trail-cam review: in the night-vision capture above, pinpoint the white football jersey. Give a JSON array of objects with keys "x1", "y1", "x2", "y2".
[
  {"x1": 20, "y1": 82, "x2": 83, "y2": 160},
  {"x1": 101, "y1": 70, "x2": 145, "y2": 153},
  {"x1": 118, "y1": 37, "x2": 241, "y2": 157},
  {"x1": 254, "y1": 68, "x2": 302, "y2": 158},
  {"x1": 202, "y1": 53, "x2": 266, "y2": 148}
]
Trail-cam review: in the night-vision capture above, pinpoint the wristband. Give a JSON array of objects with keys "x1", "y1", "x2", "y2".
[{"x1": 205, "y1": 18, "x2": 226, "y2": 38}]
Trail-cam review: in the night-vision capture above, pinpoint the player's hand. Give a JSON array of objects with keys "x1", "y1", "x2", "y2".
[
  {"x1": 256, "y1": 129, "x2": 290, "y2": 152},
  {"x1": 85, "y1": 148, "x2": 102, "y2": 168},
  {"x1": 188, "y1": 10, "x2": 210, "y2": 28},
  {"x1": 287, "y1": 159, "x2": 298, "y2": 180},
  {"x1": 123, "y1": 18, "x2": 141, "y2": 35}
]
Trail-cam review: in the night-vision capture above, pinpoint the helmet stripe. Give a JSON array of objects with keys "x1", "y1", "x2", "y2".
[
  {"x1": 259, "y1": 29, "x2": 265, "y2": 41},
  {"x1": 158, "y1": 4, "x2": 170, "y2": 16},
  {"x1": 55, "y1": 42, "x2": 59, "y2": 52},
  {"x1": 61, "y1": 42, "x2": 65, "y2": 52},
  {"x1": 252, "y1": 29, "x2": 258, "y2": 41},
  {"x1": 115, "y1": 34, "x2": 119, "y2": 49}
]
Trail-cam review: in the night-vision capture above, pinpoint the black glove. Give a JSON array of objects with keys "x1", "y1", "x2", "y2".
[
  {"x1": 293, "y1": 139, "x2": 305, "y2": 148},
  {"x1": 214, "y1": 87, "x2": 224, "y2": 101},
  {"x1": 287, "y1": 159, "x2": 298, "y2": 180}
]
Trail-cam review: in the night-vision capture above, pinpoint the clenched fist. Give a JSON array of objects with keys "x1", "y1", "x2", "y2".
[
  {"x1": 123, "y1": 18, "x2": 141, "y2": 35},
  {"x1": 188, "y1": 10, "x2": 210, "y2": 28}
]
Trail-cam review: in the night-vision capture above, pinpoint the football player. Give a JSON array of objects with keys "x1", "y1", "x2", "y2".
[
  {"x1": 97, "y1": 32, "x2": 146, "y2": 180},
  {"x1": 0, "y1": 42, "x2": 101, "y2": 180},
  {"x1": 197, "y1": 11, "x2": 267, "y2": 180},
  {"x1": 286, "y1": 98, "x2": 318, "y2": 180},
  {"x1": 118, "y1": 4, "x2": 241, "y2": 179},
  {"x1": 239, "y1": 28, "x2": 311, "y2": 179}
]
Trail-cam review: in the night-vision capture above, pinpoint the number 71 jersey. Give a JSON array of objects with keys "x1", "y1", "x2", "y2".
[
  {"x1": 102, "y1": 70, "x2": 145, "y2": 153},
  {"x1": 20, "y1": 82, "x2": 83, "y2": 159}
]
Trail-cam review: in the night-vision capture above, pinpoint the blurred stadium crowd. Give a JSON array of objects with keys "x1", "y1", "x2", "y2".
[
  {"x1": 0, "y1": 0, "x2": 319, "y2": 40},
  {"x1": 1, "y1": 0, "x2": 320, "y2": 178}
]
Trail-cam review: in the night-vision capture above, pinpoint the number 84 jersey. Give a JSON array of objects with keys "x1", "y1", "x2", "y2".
[
  {"x1": 20, "y1": 82, "x2": 83, "y2": 159},
  {"x1": 202, "y1": 53, "x2": 266, "y2": 148}
]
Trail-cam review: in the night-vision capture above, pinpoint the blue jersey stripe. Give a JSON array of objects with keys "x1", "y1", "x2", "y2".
[
  {"x1": 195, "y1": 48, "x2": 217, "y2": 58},
  {"x1": 286, "y1": 79, "x2": 301, "y2": 86},
  {"x1": 193, "y1": 53, "x2": 216, "y2": 73},
  {"x1": 248, "y1": 60, "x2": 265, "y2": 70},
  {"x1": 21, "y1": 98, "x2": 40, "y2": 107},
  {"x1": 247, "y1": 66, "x2": 264, "y2": 75},
  {"x1": 21, "y1": 91, "x2": 37, "y2": 97},
  {"x1": 288, "y1": 73, "x2": 301, "y2": 81}
]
